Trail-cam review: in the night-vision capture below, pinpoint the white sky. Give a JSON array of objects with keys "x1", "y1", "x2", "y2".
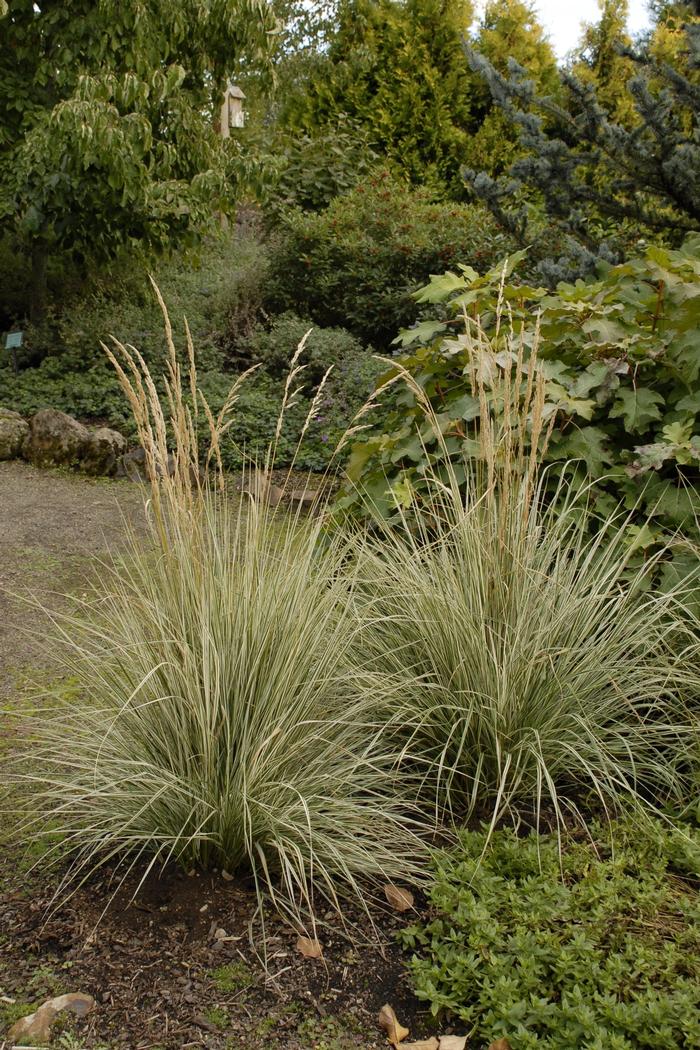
[{"x1": 529, "y1": 0, "x2": 653, "y2": 58}]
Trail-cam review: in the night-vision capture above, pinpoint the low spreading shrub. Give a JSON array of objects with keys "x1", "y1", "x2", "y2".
[
  {"x1": 0, "y1": 315, "x2": 379, "y2": 475},
  {"x1": 400, "y1": 816, "x2": 700, "y2": 1049},
  {"x1": 196, "y1": 313, "x2": 384, "y2": 472},
  {"x1": 200, "y1": 358, "x2": 383, "y2": 475},
  {"x1": 265, "y1": 172, "x2": 514, "y2": 347},
  {"x1": 243, "y1": 311, "x2": 372, "y2": 384},
  {"x1": 0, "y1": 358, "x2": 135, "y2": 436}
]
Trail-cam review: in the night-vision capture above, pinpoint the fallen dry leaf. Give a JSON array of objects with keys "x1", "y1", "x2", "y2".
[
  {"x1": 378, "y1": 1003, "x2": 410, "y2": 1045},
  {"x1": 296, "y1": 934, "x2": 323, "y2": 959},
  {"x1": 487, "y1": 1040, "x2": 512, "y2": 1050},
  {"x1": 384, "y1": 883, "x2": 415, "y2": 912},
  {"x1": 439, "y1": 1037, "x2": 467, "y2": 1050},
  {"x1": 401, "y1": 1040, "x2": 439, "y2": 1050}
]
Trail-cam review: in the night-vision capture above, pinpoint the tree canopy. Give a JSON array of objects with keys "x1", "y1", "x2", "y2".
[
  {"x1": 279, "y1": 0, "x2": 477, "y2": 194},
  {"x1": 463, "y1": 0, "x2": 700, "y2": 280},
  {"x1": 466, "y1": 0, "x2": 559, "y2": 174},
  {"x1": 0, "y1": 0, "x2": 275, "y2": 318},
  {"x1": 571, "y1": 0, "x2": 637, "y2": 122},
  {"x1": 275, "y1": 0, "x2": 560, "y2": 194}
]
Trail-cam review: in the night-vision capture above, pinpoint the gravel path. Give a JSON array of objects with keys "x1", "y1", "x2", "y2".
[{"x1": 0, "y1": 461, "x2": 145, "y2": 700}]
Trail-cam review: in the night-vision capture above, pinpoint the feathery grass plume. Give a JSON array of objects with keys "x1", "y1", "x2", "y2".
[
  {"x1": 350, "y1": 309, "x2": 698, "y2": 833},
  {"x1": 9, "y1": 287, "x2": 429, "y2": 927}
]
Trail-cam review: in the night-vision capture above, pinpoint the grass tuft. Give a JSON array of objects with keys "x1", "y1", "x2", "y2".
[
  {"x1": 352, "y1": 307, "x2": 699, "y2": 831},
  {"x1": 7, "y1": 286, "x2": 428, "y2": 927}
]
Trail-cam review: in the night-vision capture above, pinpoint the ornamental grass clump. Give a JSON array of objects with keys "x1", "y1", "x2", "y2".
[
  {"x1": 9, "y1": 284, "x2": 427, "y2": 922},
  {"x1": 352, "y1": 309, "x2": 699, "y2": 831}
]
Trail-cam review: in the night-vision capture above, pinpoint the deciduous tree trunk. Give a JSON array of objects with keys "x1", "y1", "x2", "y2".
[{"x1": 29, "y1": 241, "x2": 48, "y2": 326}]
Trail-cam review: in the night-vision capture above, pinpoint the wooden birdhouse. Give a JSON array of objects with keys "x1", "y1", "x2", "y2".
[{"x1": 219, "y1": 83, "x2": 245, "y2": 137}]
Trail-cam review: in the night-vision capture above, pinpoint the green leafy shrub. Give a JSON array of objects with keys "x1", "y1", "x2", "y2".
[
  {"x1": 200, "y1": 314, "x2": 384, "y2": 472},
  {"x1": 339, "y1": 237, "x2": 700, "y2": 562},
  {"x1": 262, "y1": 121, "x2": 381, "y2": 218},
  {"x1": 201, "y1": 351, "x2": 383, "y2": 474},
  {"x1": 244, "y1": 311, "x2": 372, "y2": 384},
  {"x1": 400, "y1": 816, "x2": 700, "y2": 1049},
  {"x1": 265, "y1": 172, "x2": 514, "y2": 347}
]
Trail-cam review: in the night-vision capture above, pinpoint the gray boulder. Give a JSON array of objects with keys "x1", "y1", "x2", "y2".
[
  {"x1": 116, "y1": 445, "x2": 176, "y2": 482},
  {"x1": 82, "y1": 426, "x2": 127, "y2": 476},
  {"x1": 0, "y1": 408, "x2": 29, "y2": 460},
  {"x1": 22, "y1": 408, "x2": 90, "y2": 468}
]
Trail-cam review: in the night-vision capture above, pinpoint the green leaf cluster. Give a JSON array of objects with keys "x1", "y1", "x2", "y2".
[
  {"x1": 400, "y1": 816, "x2": 700, "y2": 1049},
  {"x1": 256, "y1": 119, "x2": 382, "y2": 217},
  {"x1": 339, "y1": 236, "x2": 700, "y2": 552},
  {"x1": 265, "y1": 172, "x2": 515, "y2": 346}
]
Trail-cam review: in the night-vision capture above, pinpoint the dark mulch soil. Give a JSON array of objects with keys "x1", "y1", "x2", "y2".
[{"x1": 0, "y1": 847, "x2": 438, "y2": 1049}]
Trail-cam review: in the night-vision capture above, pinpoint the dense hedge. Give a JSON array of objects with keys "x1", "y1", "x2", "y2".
[{"x1": 265, "y1": 172, "x2": 515, "y2": 347}]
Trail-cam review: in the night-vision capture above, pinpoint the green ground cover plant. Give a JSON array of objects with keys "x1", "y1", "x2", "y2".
[
  {"x1": 0, "y1": 232, "x2": 386, "y2": 473},
  {"x1": 400, "y1": 815, "x2": 700, "y2": 1049}
]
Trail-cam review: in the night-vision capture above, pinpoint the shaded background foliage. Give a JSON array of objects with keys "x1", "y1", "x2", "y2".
[{"x1": 1, "y1": 0, "x2": 699, "y2": 480}]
